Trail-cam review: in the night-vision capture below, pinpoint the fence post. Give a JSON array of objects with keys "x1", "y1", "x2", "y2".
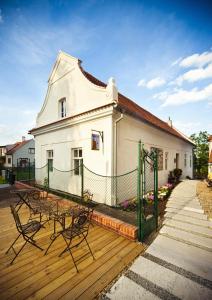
[
  {"x1": 16, "y1": 159, "x2": 19, "y2": 181},
  {"x1": 47, "y1": 160, "x2": 50, "y2": 188},
  {"x1": 154, "y1": 151, "x2": 158, "y2": 229},
  {"x1": 137, "y1": 140, "x2": 142, "y2": 241},
  {"x1": 81, "y1": 159, "x2": 84, "y2": 199},
  {"x1": 28, "y1": 159, "x2": 31, "y2": 182}
]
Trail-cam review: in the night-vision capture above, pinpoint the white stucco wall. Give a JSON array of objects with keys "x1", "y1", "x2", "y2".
[
  {"x1": 35, "y1": 112, "x2": 113, "y2": 205},
  {"x1": 115, "y1": 114, "x2": 193, "y2": 202},
  {"x1": 4, "y1": 155, "x2": 12, "y2": 168}
]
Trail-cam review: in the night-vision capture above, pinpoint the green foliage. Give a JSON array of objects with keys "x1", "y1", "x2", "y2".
[{"x1": 190, "y1": 131, "x2": 209, "y2": 178}]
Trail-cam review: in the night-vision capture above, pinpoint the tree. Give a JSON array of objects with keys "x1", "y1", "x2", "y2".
[{"x1": 190, "y1": 131, "x2": 209, "y2": 178}]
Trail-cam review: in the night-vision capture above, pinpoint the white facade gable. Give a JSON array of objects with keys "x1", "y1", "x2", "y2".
[{"x1": 37, "y1": 52, "x2": 117, "y2": 128}]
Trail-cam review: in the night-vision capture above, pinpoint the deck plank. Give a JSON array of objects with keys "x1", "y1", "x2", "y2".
[{"x1": 0, "y1": 188, "x2": 144, "y2": 299}]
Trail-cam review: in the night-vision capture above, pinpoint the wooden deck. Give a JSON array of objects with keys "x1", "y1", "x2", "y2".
[{"x1": 0, "y1": 187, "x2": 144, "y2": 299}]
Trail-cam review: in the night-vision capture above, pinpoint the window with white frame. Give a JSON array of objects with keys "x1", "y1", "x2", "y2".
[
  {"x1": 184, "y1": 153, "x2": 187, "y2": 167},
  {"x1": 72, "y1": 148, "x2": 83, "y2": 175},
  {"x1": 47, "y1": 150, "x2": 53, "y2": 172},
  {"x1": 165, "y1": 152, "x2": 168, "y2": 170},
  {"x1": 59, "y1": 98, "x2": 66, "y2": 118}
]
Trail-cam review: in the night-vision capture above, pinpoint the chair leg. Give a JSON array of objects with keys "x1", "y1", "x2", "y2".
[
  {"x1": 59, "y1": 237, "x2": 79, "y2": 272},
  {"x1": 9, "y1": 240, "x2": 28, "y2": 265},
  {"x1": 44, "y1": 234, "x2": 59, "y2": 255},
  {"x1": 5, "y1": 233, "x2": 21, "y2": 254},
  {"x1": 83, "y1": 234, "x2": 95, "y2": 260},
  {"x1": 58, "y1": 238, "x2": 71, "y2": 257}
]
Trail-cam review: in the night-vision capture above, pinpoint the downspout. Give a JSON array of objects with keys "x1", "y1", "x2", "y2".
[{"x1": 114, "y1": 109, "x2": 124, "y2": 205}]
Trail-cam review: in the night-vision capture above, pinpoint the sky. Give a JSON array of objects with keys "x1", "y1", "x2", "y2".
[{"x1": 0, "y1": 0, "x2": 212, "y2": 145}]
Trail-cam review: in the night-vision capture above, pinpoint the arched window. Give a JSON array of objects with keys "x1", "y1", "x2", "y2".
[{"x1": 59, "y1": 98, "x2": 66, "y2": 118}]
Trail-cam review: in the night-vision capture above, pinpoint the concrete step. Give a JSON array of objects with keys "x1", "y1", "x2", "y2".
[
  {"x1": 165, "y1": 212, "x2": 212, "y2": 228},
  {"x1": 146, "y1": 234, "x2": 212, "y2": 281},
  {"x1": 106, "y1": 275, "x2": 159, "y2": 300},
  {"x1": 163, "y1": 218, "x2": 212, "y2": 239},
  {"x1": 129, "y1": 256, "x2": 212, "y2": 300},
  {"x1": 183, "y1": 207, "x2": 204, "y2": 214},
  {"x1": 167, "y1": 202, "x2": 202, "y2": 210},
  {"x1": 165, "y1": 207, "x2": 207, "y2": 220},
  {"x1": 160, "y1": 225, "x2": 212, "y2": 252}
]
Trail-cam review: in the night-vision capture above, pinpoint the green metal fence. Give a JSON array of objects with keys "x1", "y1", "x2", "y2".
[{"x1": 137, "y1": 140, "x2": 158, "y2": 242}]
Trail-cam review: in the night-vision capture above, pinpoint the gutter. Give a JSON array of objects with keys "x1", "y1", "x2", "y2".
[{"x1": 114, "y1": 109, "x2": 124, "y2": 205}]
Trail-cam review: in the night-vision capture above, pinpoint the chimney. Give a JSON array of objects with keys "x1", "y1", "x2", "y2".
[
  {"x1": 168, "y1": 117, "x2": 172, "y2": 127},
  {"x1": 106, "y1": 77, "x2": 118, "y2": 102},
  {"x1": 22, "y1": 136, "x2": 26, "y2": 142}
]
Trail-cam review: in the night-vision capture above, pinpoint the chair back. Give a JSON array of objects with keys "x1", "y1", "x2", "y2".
[
  {"x1": 10, "y1": 205, "x2": 22, "y2": 233},
  {"x1": 72, "y1": 207, "x2": 93, "y2": 235}
]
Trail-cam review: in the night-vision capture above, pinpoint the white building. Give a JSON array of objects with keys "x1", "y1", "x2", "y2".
[
  {"x1": 30, "y1": 51, "x2": 194, "y2": 206},
  {"x1": 4, "y1": 138, "x2": 35, "y2": 168}
]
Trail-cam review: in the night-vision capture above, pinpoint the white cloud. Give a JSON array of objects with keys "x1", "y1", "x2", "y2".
[
  {"x1": 173, "y1": 121, "x2": 201, "y2": 136},
  {"x1": 0, "y1": 9, "x2": 3, "y2": 24},
  {"x1": 179, "y1": 51, "x2": 212, "y2": 68},
  {"x1": 138, "y1": 77, "x2": 166, "y2": 89},
  {"x1": 153, "y1": 83, "x2": 212, "y2": 107},
  {"x1": 171, "y1": 57, "x2": 182, "y2": 67},
  {"x1": 175, "y1": 63, "x2": 212, "y2": 85}
]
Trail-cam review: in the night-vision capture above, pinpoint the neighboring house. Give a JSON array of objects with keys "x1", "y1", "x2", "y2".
[
  {"x1": 4, "y1": 138, "x2": 35, "y2": 168},
  {"x1": 29, "y1": 51, "x2": 194, "y2": 206},
  {"x1": 208, "y1": 135, "x2": 212, "y2": 174}
]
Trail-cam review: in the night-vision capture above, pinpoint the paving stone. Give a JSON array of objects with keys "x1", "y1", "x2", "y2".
[
  {"x1": 160, "y1": 225, "x2": 212, "y2": 251},
  {"x1": 165, "y1": 207, "x2": 207, "y2": 220},
  {"x1": 165, "y1": 212, "x2": 212, "y2": 228},
  {"x1": 130, "y1": 256, "x2": 212, "y2": 300},
  {"x1": 163, "y1": 218, "x2": 212, "y2": 238},
  {"x1": 106, "y1": 275, "x2": 159, "y2": 300},
  {"x1": 146, "y1": 234, "x2": 212, "y2": 281},
  {"x1": 183, "y1": 207, "x2": 204, "y2": 214}
]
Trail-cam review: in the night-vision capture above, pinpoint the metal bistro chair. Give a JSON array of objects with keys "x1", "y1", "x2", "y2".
[
  {"x1": 5, "y1": 205, "x2": 44, "y2": 264},
  {"x1": 45, "y1": 207, "x2": 95, "y2": 272}
]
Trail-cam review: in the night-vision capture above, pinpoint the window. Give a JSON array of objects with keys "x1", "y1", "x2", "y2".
[
  {"x1": 91, "y1": 134, "x2": 100, "y2": 150},
  {"x1": 59, "y1": 98, "x2": 66, "y2": 118},
  {"x1": 8, "y1": 157, "x2": 11, "y2": 164},
  {"x1": 165, "y1": 152, "x2": 168, "y2": 170},
  {"x1": 184, "y1": 153, "x2": 187, "y2": 167},
  {"x1": 28, "y1": 148, "x2": 35, "y2": 154},
  {"x1": 47, "y1": 150, "x2": 53, "y2": 172},
  {"x1": 73, "y1": 148, "x2": 83, "y2": 175},
  {"x1": 151, "y1": 147, "x2": 163, "y2": 170}
]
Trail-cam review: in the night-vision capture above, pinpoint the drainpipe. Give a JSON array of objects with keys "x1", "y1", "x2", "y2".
[{"x1": 114, "y1": 111, "x2": 123, "y2": 205}]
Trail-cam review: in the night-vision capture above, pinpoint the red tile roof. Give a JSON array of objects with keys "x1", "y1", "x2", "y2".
[
  {"x1": 208, "y1": 135, "x2": 212, "y2": 142},
  {"x1": 6, "y1": 140, "x2": 31, "y2": 155},
  {"x1": 83, "y1": 70, "x2": 194, "y2": 145}
]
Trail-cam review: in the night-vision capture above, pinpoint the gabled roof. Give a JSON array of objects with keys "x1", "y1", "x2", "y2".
[
  {"x1": 6, "y1": 140, "x2": 32, "y2": 155},
  {"x1": 83, "y1": 70, "x2": 194, "y2": 145}
]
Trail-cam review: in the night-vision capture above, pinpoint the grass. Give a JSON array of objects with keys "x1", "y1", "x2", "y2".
[{"x1": 196, "y1": 180, "x2": 212, "y2": 219}]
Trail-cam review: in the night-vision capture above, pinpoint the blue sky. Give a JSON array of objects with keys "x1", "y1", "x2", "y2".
[{"x1": 0, "y1": 0, "x2": 212, "y2": 144}]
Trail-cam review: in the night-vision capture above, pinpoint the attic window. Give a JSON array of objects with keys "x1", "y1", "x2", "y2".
[{"x1": 59, "y1": 98, "x2": 66, "y2": 118}]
